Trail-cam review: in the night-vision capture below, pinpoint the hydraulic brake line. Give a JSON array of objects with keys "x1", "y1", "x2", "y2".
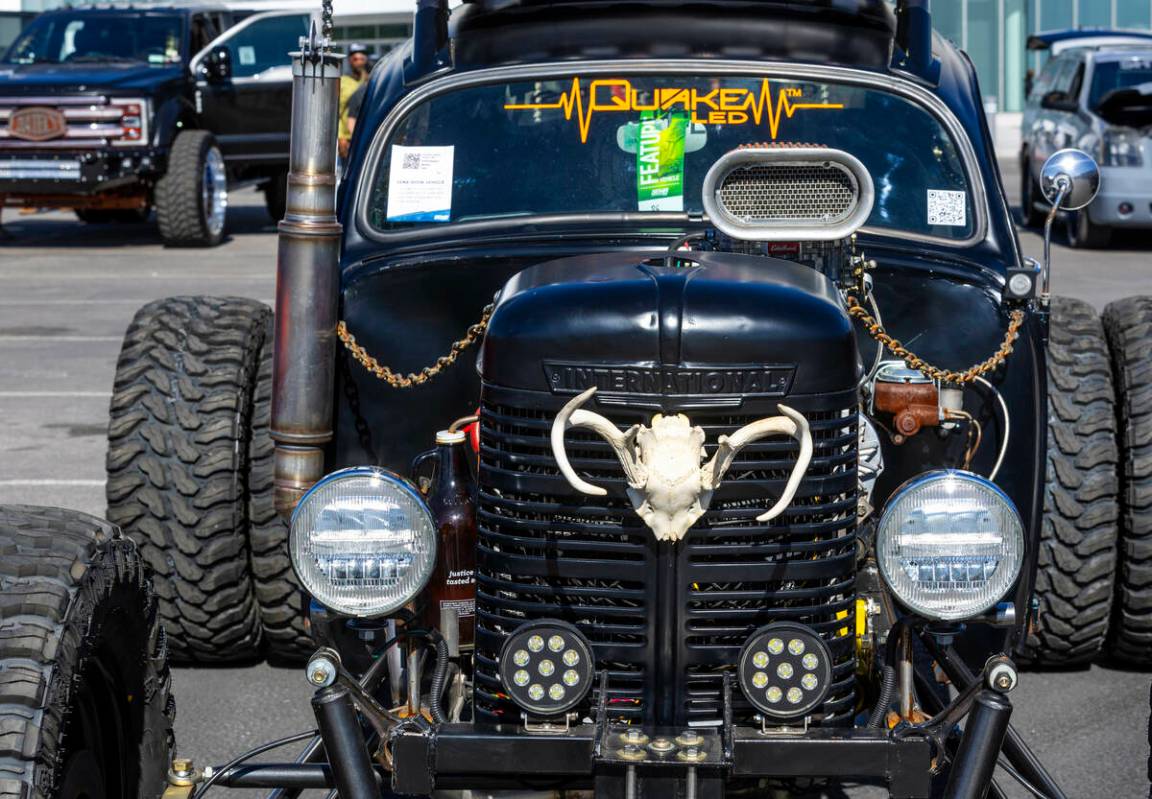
[
  {"x1": 191, "y1": 730, "x2": 320, "y2": 798},
  {"x1": 973, "y1": 375, "x2": 1010, "y2": 481},
  {"x1": 997, "y1": 759, "x2": 1058, "y2": 799}
]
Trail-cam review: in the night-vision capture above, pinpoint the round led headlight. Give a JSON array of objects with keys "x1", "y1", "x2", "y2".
[
  {"x1": 738, "y1": 622, "x2": 833, "y2": 720},
  {"x1": 498, "y1": 620, "x2": 594, "y2": 717},
  {"x1": 876, "y1": 470, "x2": 1024, "y2": 621},
  {"x1": 290, "y1": 467, "x2": 437, "y2": 618}
]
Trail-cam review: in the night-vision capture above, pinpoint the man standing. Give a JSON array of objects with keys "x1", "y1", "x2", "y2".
[{"x1": 339, "y1": 43, "x2": 370, "y2": 160}]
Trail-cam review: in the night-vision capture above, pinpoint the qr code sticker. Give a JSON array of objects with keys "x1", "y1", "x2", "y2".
[
  {"x1": 402, "y1": 152, "x2": 422, "y2": 170},
  {"x1": 927, "y1": 189, "x2": 967, "y2": 227}
]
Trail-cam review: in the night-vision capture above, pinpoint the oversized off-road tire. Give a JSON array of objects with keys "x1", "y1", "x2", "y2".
[
  {"x1": 0, "y1": 505, "x2": 174, "y2": 799},
  {"x1": 1020, "y1": 296, "x2": 1120, "y2": 666},
  {"x1": 155, "y1": 130, "x2": 228, "y2": 248},
  {"x1": 248, "y1": 313, "x2": 311, "y2": 662},
  {"x1": 106, "y1": 296, "x2": 269, "y2": 662},
  {"x1": 262, "y1": 170, "x2": 288, "y2": 224},
  {"x1": 1103, "y1": 296, "x2": 1152, "y2": 663},
  {"x1": 1067, "y1": 208, "x2": 1112, "y2": 249}
]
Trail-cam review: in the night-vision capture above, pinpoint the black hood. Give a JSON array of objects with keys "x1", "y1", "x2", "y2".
[
  {"x1": 481, "y1": 251, "x2": 861, "y2": 404},
  {"x1": 0, "y1": 62, "x2": 183, "y2": 95}
]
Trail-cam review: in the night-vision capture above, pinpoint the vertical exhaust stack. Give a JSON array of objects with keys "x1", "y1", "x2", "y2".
[
  {"x1": 271, "y1": 24, "x2": 343, "y2": 516},
  {"x1": 406, "y1": 0, "x2": 449, "y2": 82}
]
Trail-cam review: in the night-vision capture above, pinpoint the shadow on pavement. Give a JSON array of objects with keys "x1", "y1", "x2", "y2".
[{"x1": 0, "y1": 190, "x2": 277, "y2": 249}]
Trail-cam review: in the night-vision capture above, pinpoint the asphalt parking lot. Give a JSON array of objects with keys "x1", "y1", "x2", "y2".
[{"x1": 0, "y1": 163, "x2": 1149, "y2": 798}]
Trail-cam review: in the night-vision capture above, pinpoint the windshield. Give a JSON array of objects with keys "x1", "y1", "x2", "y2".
[
  {"x1": 367, "y1": 73, "x2": 976, "y2": 242},
  {"x1": 3, "y1": 13, "x2": 184, "y2": 65},
  {"x1": 1090, "y1": 56, "x2": 1152, "y2": 106}
]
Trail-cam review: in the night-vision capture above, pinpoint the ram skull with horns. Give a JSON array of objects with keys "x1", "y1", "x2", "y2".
[{"x1": 550, "y1": 387, "x2": 814, "y2": 542}]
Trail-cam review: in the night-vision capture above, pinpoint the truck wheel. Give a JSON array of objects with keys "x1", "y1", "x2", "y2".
[
  {"x1": 155, "y1": 130, "x2": 228, "y2": 247},
  {"x1": 248, "y1": 312, "x2": 312, "y2": 662},
  {"x1": 1067, "y1": 208, "x2": 1112, "y2": 249},
  {"x1": 263, "y1": 170, "x2": 288, "y2": 223},
  {"x1": 1019, "y1": 153, "x2": 1046, "y2": 228},
  {"x1": 1103, "y1": 296, "x2": 1152, "y2": 663},
  {"x1": 0, "y1": 505, "x2": 174, "y2": 799},
  {"x1": 1020, "y1": 296, "x2": 1120, "y2": 666},
  {"x1": 106, "y1": 296, "x2": 267, "y2": 662}
]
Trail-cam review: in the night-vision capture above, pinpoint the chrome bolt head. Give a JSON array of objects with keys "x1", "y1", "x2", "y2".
[
  {"x1": 305, "y1": 656, "x2": 337, "y2": 688},
  {"x1": 676, "y1": 730, "x2": 702, "y2": 747},
  {"x1": 619, "y1": 743, "x2": 646, "y2": 761},
  {"x1": 987, "y1": 661, "x2": 1018, "y2": 694},
  {"x1": 619, "y1": 728, "x2": 649, "y2": 747}
]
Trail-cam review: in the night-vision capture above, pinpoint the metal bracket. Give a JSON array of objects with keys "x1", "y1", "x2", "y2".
[
  {"x1": 759, "y1": 715, "x2": 811, "y2": 736},
  {"x1": 523, "y1": 714, "x2": 573, "y2": 735}
]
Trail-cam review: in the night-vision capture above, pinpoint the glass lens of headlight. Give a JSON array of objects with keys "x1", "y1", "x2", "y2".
[
  {"x1": 1102, "y1": 129, "x2": 1144, "y2": 167},
  {"x1": 290, "y1": 467, "x2": 436, "y2": 617},
  {"x1": 877, "y1": 470, "x2": 1023, "y2": 621}
]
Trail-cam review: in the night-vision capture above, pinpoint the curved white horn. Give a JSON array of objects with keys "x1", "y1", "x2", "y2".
[
  {"x1": 755, "y1": 406, "x2": 812, "y2": 522},
  {"x1": 701, "y1": 404, "x2": 813, "y2": 522},
  {"x1": 550, "y1": 387, "x2": 644, "y2": 496}
]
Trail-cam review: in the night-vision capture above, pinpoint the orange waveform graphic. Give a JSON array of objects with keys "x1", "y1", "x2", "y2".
[{"x1": 503, "y1": 77, "x2": 844, "y2": 143}]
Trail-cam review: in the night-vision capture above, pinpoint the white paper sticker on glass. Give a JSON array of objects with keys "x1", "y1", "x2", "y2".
[
  {"x1": 927, "y1": 189, "x2": 967, "y2": 227},
  {"x1": 386, "y1": 145, "x2": 454, "y2": 223},
  {"x1": 237, "y1": 46, "x2": 256, "y2": 66}
]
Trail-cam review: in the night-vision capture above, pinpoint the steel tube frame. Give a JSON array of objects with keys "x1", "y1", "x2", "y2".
[
  {"x1": 943, "y1": 691, "x2": 1013, "y2": 799},
  {"x1": 310, "y1": 686, "x2": 379, "y2": 799},
  {"x1": 923, "y1": 635, "x2": 1067, "y2": 799}
]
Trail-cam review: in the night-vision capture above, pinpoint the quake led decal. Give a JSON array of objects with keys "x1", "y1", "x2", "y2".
[{"x1": 504, "y1": 78, "x2": 843, "y2": 143}]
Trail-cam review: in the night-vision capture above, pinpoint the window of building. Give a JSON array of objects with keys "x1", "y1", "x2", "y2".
[
  {"x1": 1117, "y1": 4, "x2": 1152, "y2": 28},
  {"x1": 331, "y1": 21, "x2": 411, "y2": 59}
]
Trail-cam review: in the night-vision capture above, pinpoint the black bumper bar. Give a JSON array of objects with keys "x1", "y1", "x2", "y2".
[
  {"x1": 389, "y1": 724, "x2": 934, "y2": 797},
  {"x1": 206, "y1": 644, "x2": 1071, "y2": 799},
  {"x1": 213, "y1": 726, "x2": 937, "y2": 796}
]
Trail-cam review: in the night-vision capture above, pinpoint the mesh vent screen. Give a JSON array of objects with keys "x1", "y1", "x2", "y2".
[{"x1": 718, "y1": 163, "x2": 857, "y2": 223}]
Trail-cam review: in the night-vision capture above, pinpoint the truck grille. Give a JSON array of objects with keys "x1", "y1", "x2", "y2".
[
  {"x1": 0, "y1": 96, "x2": 147, "y2": 150},
  {"x1": 473, "y1": 386, "x2": 858, "y2": 728}
]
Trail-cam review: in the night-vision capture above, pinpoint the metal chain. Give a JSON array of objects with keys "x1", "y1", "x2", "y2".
[
  {"x1": 338, "y1": 304, "x2": 495, "y2": 388},
  {"x1": 845, "y1": 295, "x2": 1026, "y2": 384},
  {"x1": 340, "y1": 296, "x2": 1021, "y2": 389},
  {"x1": 320, "y1": 0, "x2": 334, "y2": 41}
]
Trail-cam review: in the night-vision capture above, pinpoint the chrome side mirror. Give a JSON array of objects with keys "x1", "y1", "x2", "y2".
[
  {"x1": 1038, "y1": 149, "x2": 1101, "y2": 304},
  {"x1": 1040, "y1": 148, "x2": 1101, "y2": 210}
]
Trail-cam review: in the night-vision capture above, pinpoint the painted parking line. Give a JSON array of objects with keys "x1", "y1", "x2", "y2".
[
  {"x1": 0, "y1": 336, "x2": 122, "y2": 342},
  {"x1": 0, "y1": 479, "x2": 105, "y2": 486},
  {"x1": 0, "y1": 274, "x2": 271, "y2": 281},
  {"x1": 0, "y1": 299, "x2": 274, "y2": 306},
  {"x1": 0, "y1": 391, "x2": 110, "y2": 398},
  {"x1": 0, "y1": 299, "x2": 146, "y2": 305}
]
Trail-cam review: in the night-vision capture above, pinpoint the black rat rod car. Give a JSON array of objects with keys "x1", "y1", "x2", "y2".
[{"x1": 3, "y1": 0, "x2": 1152, "y2": 797}]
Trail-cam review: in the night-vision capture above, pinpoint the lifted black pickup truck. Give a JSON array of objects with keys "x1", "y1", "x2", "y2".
[{"x1": 0, "y1": 3, "x2": 312, "y2": 245}]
